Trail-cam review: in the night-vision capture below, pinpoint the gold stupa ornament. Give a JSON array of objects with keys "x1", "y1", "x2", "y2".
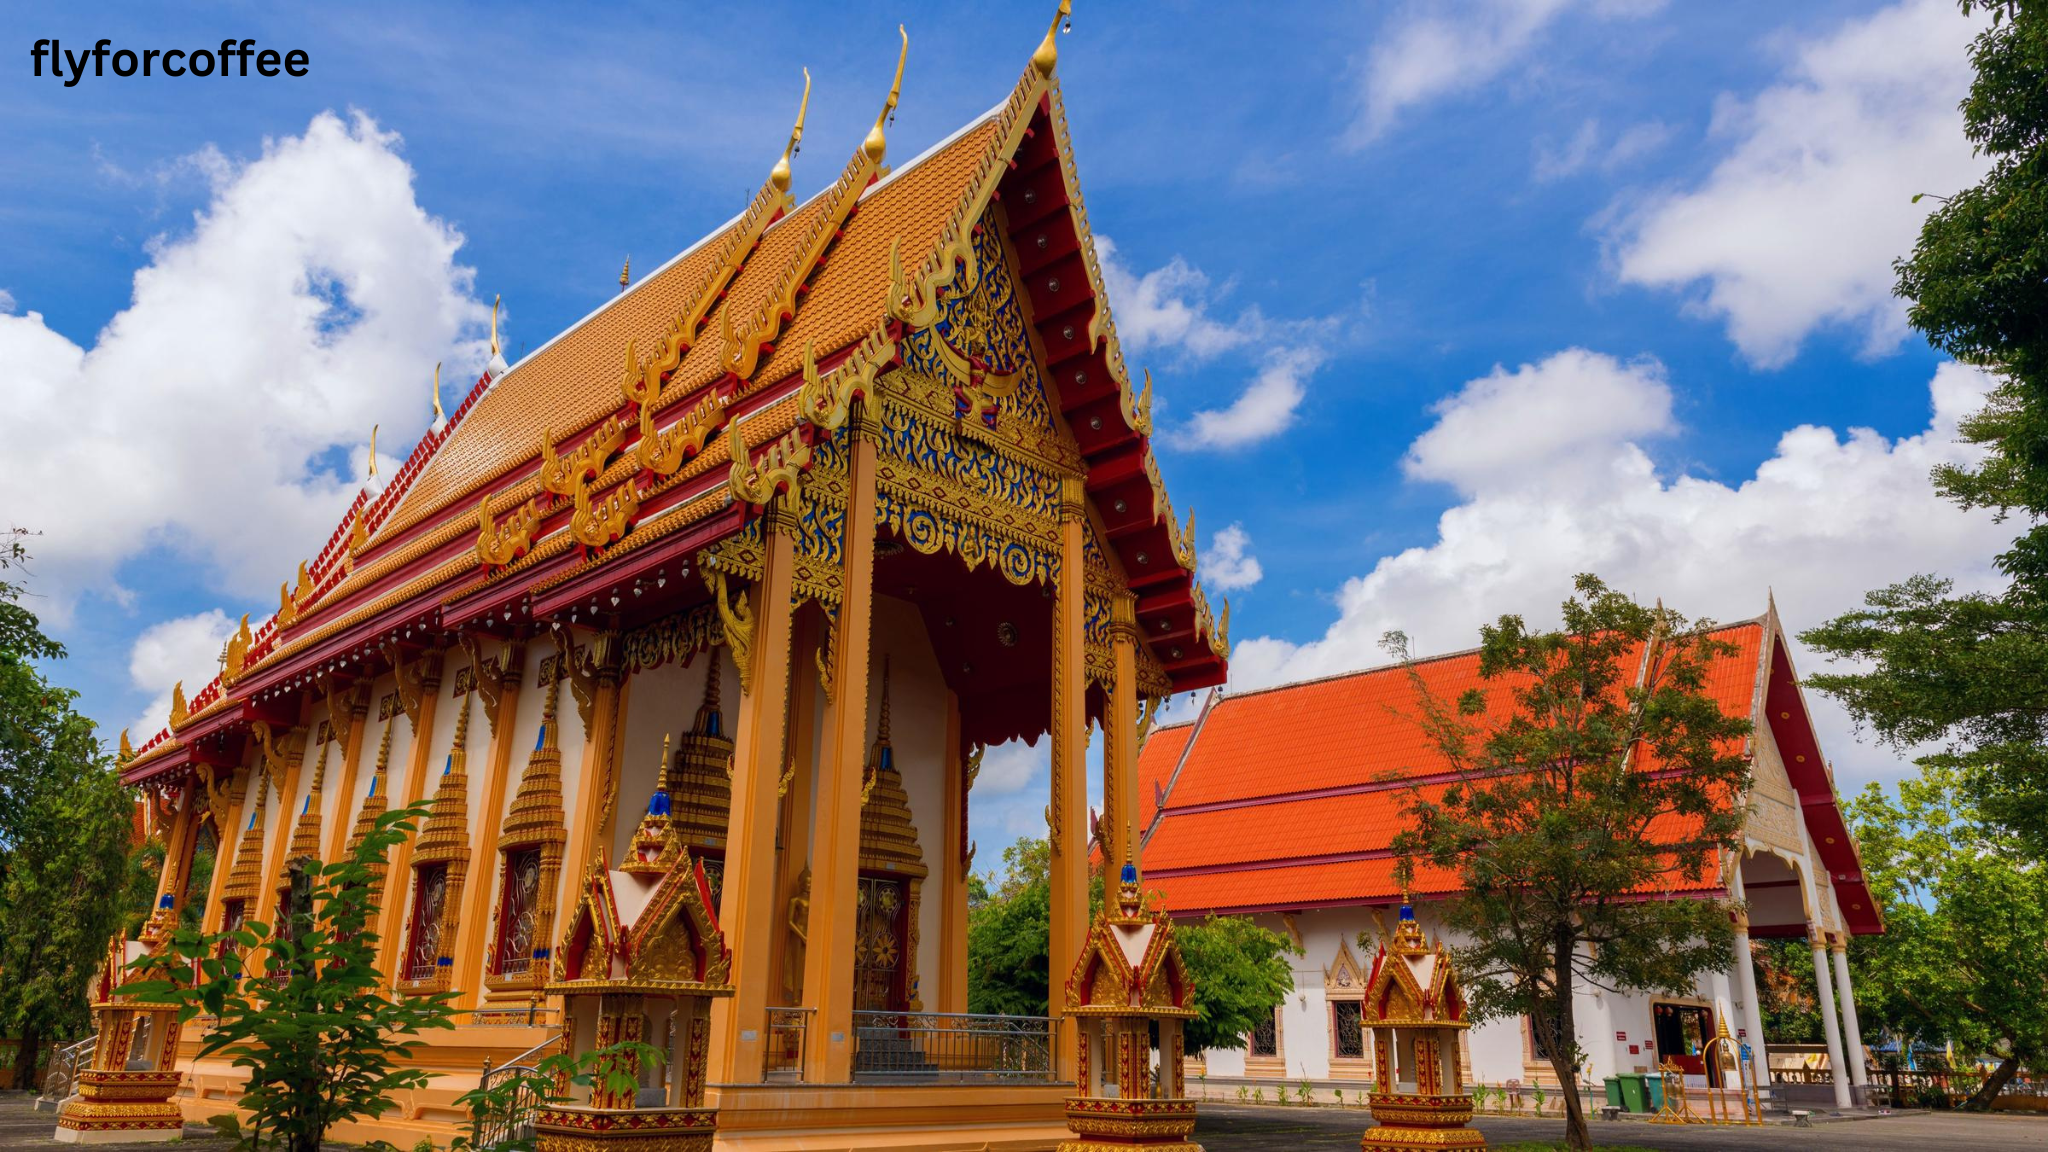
[
  {"x1": 345, "y1": 720, "x2": 395, "y2": 884},
  {"x1": 624, "y1": 734, "x2": 681, "y2": 876},
  {"x1": 491, "y1": 677, "x2": 569, "y2": 985},
  {"x1": 220, "y1": 772, "x2": 270, "y2": 907},
  {"x1": 403, "y1": 693, "x2": 473, "y2": 991},
  {"x1": 668, "y1": 668, "x2": 736, "y2": 858},
  {"x1": 1359, "y1": 903, "x2": 1485, "y2": 1152},
  {"x1": 278, "y1": 741, "x2": 330, "y2": 898}
]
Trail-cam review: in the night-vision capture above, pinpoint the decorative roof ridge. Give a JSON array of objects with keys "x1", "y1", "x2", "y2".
[{"x1": 1151, "y1": 615, "x2": 1770, "y2": 723}]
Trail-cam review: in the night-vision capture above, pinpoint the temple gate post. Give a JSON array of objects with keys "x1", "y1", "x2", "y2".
[
  {"x1": 804, "y1": 402, "x2": 882, "y2": 1083},
  {"x1": 718, "y1": 491, "x2": 801, "y2": 1082},
  {"x1": 1049, "y1": 474, "x2": 1090, "y2": 1079},
  {"x1": 374, "y1": 658, "x2": 442, "y2": 984},
  {"x1": 768, "y1": 612, "x2": 821, "y2": 1009},
  {"x1": 1830, "y1": 937, "x2": 1868, "y2": 1090},
  {"x1": 452, "y1": 638, "x2": 527, "y2": 1008}
]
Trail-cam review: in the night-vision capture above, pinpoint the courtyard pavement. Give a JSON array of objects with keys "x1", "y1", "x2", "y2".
[{"x1": 1194, "y1": 1102, "x2": 2048, "y2": 1150}]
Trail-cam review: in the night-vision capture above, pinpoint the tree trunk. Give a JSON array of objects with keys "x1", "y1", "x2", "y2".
[
  {"x1": 1963, "y1": 1053, "x2": 2020, "y2": 1112},
  {"x1": 18, "y1": 1024, "x2": 42, "y2": 1096},
  {"x1": 1549, "y1": 925, "x2": 1591, "y2": 1151}
]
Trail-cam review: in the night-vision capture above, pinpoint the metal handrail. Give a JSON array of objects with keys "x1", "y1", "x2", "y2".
[
  {"x1": 38, "y1": 1037, "x2": 96, "y2": 1105},
  {"x1": 766, "y1": 1007, "x2": 813, "y2": 1081},
  {"x1": 470, "y1": 1032, "x2": 562, "y2": 1149},
  {"x1": 851, "y1": 1011, "x2": 1056, "y2": 1084}
]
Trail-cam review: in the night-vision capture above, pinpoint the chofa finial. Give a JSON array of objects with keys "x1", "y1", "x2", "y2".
[
  {"x1": 772, "y1": 68, "x2": 813, "y2": 193},
  {"x1": 1033, "y1": 0, "x2": 1073, "y2": 76},
  {"x1": 863, "y1": 26, "x2": 909, "y2": 163},
  {"x1": 619, "y1": 256, "x2": 631, "y2": 293}
]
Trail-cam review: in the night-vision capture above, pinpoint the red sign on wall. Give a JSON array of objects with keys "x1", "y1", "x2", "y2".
[
  {"x1": 1615, "y1": 1031, "x2": 1627, "y2": 1041},
  {"x1": 1629, "y1": 1044, "x2": 1641, "y2": 1055}
]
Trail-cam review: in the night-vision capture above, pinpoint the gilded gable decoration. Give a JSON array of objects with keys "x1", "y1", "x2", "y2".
[
  {"x1": 621, "y1": 603, "x2": 724, "y2": 676},
  {"x1": 222, "y1": 613, "x2": 254, "y2": 685}
]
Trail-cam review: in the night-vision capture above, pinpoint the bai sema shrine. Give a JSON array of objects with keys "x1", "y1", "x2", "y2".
[{"x1": 95, "y1": 7, "x2": 1225, "y2": 1148}]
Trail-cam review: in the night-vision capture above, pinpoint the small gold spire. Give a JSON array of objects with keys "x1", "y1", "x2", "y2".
[
  {"x1": 619, "y1": 256, "x2": 631, "y2": 293},
  {"x1": 432, "y1": 362, "x2": 445, "y2": 424},
  {"x1": 374, "y1": 716, "x2": 393, "y2": 773},
  {"x1": 771, "y1": 68, "x2": 813, "y2": 194},
  {"x1": 452, "y1": 691, "x2": 472, "y2": 754},
  {"x1": 877, "y1": 656, "x2": 892, "y2": 745},
  {"x1": 863, "y1": 25, "x2": 909, "y2": 163},
  {"x1": 1033, "y1": 0, "x2": 1072, "y2": 77},
  {"x1": 367, "y1": 424, "x2": 380, "y2": 478},
  {"x1": 489, "y1": 295, "x2": 501, "y2": 358}
]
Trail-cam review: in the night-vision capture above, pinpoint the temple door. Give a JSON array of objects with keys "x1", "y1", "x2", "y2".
[{"x1": 853, "y1": 874, "x2": 908, "y2": 1013}]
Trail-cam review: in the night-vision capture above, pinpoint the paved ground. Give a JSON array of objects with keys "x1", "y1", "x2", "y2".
[
  {"x1": 0, "y1": 1093, "x2": 231, "y2": 1152},
  {"x1": 1193, "y1": 1102, "x2": 2048, "y2": 1150}
]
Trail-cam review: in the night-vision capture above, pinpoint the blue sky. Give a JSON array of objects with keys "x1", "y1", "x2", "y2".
[{"x1": 0, "y1": 0, "x2": 2015, "y2": 856}]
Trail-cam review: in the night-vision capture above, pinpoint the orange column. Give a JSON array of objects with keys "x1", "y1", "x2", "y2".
[
  {"x1": 198, "y1": 769, "x2": 252, "y2": 934},
  {"x1": 769, "y1": 612, "x2": 821, "y2": 1008},
  {"x1": 375, "y1": 661, "x2": 442, "y2": 985},
  {"x1": 938, "y1": 691, "x2": 969, "y2": 1013},
  {"x1": 1048, "y1": 475, "x2": 1089, "y2": 1077},
  {"x1": 153, "y1": 792, "x2": 199, "y2": 915},
  {"x1": 559, "y1": 631, "x2": 623, "y2": 922},
  {"x1": 804, "y1": 409, "x2": 881, "y2": 1082},
  {"x1": 719, "y1": 494, "x2": 800, "y2": 1082},
  {"x1": 1105, "y1": 591, "x2": 1140, "y2": 883},
  {"x1": 454, "y1": 639, "x2": 527, "y2": 1010}
]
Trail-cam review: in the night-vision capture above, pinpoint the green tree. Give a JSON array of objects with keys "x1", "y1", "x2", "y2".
[
  {"x1": 965, "y1": 837, "x2": 1296, "y2": 1051},
  {"x1": 1388, "y1": 575, "x2": 1752, "y2": 1152},
  {"x1": 124, "y1": 798, "x2": 456, "y2": 1152},
  {"x1": 1176, "y1": 914, "x2": 1297, "y2": 1053},
  {"x1": 1846, "y1": 767, "x2": 2048, "y2": 1109},
  {"x1": 1801, "y1": 1, "x2": 2048, "y2": 852},
  {"x1": 0, "y1": 532, "x2": 134, "y2": 1085}
]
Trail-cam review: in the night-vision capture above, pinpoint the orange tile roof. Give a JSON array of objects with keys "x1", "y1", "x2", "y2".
[{"x1": 1138, "y1": 622, "x2": 1765, "y2": 916}]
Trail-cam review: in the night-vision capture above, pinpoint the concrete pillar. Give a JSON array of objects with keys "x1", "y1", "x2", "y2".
[
  {"x1": 1104, "y1": 592, "x2": 1140, "y2": 883},
  {"x1": 1830, "y1": 938, "x2": 1868, "y2": 1088},
  {"x1": 1809, "y1": 930, "x2": 1853, "y2": 1109},
  {"x1": 1730, "y1": 922, "x2": 1771, "y2": 1092}
]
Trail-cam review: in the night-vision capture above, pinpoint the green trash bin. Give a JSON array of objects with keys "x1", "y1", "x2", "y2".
[
  {"x1": 1615, "y1": 1073, "x2": 1647, "y2": 1112},
  {"x1": 1643, "y1": 1072, "x2": 1666, "y2": 1112},
  {"x1": 1604, "y1": 1076, "x2": 1624, "y2": 1109}
]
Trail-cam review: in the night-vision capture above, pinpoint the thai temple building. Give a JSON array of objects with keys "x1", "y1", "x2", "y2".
[
  {"x1": 1138, "y1": 605, "x2": 1882, "y2": 1112},
  {"x1": 104, "y1": 7, "x2": 1229, "y2": 1147}
]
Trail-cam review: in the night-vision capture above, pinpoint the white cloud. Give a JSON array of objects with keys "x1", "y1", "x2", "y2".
[
  {"x1": 1230, "y1": 356, "x2": 2010, "y2": 792},
  {"x1": 1097, "y1": 235, "x2": 1264, "y2": 361},
  {"x1": 1405, "y1": 348, "x2": 1675, "y2": 494},
  {"x1": 0, "y1": 111, "x2": 491, "y2": 622},
  {"x1": 1170, "y1": 347, "x2": 1325, "y2": 451},
  {"x1": 1200, "y1": 523, "x2": 1264, "y2": 592},
  {"x1": 1099, "y1": 236, "x2": 1341, "y2": 452},
  {"x1": 0, "y1": 289, "x2": 15, "y2": 315},
  {"x1": 1611, "y1": 0, "x2": 1987, "y2": 367},
  {"x1": 976, "y1": 739, "x2": 1047, "y2": 797},
  {"x1": 126, "y1": 609, "x2": 236, "y2": 738},
  {"x1": 1349, "y1": 0, "x2": 1662, "y2": 147},
  {"x1": 1534, "y1": 119, "x2": 1675, "y2": 182}
]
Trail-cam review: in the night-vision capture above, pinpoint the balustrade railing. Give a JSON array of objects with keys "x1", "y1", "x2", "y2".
[
  {"x1": 469, "y1": 1033, "x2": 563, "y2": 1149},
  {"x1": 851, "y1": 1011, "x2": 1056, "y2": 1084},
  {"x1": 37, "y1": 1037, "x2": 95, "y2": 1107},
  {"x1": 766, "y1": 1007, "x2": 812, "y2": 1081}
]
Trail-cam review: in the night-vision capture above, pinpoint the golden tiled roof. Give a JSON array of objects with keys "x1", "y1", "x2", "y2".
[{"x1": 378, "y1": 119, "x2": 999, "y2": 548}]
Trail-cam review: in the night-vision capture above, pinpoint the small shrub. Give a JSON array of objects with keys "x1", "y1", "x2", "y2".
[
  {"x1": 1237, "y1": 1085, "x2": 1249, "y2": 1103},
  {"x1": 1299, "y1": 1079, "x2": 1314, "y2": 1105},
  {"x1": 1333, "y1": 1087, "x2": 1345, "y2": 1108},
  {"x1": 1252, "y1": 1086, "x2": 1264, "y2": 1104},
  {"x1": 413, "y1": 1139, "x2": 437, "y2": 1152},
  {"x1": 1532, "y1": 1084, "x2": 1548, "y2": 1114}
]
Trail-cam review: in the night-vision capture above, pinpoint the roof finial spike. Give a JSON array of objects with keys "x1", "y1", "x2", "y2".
[
  {"x1": 772, "y1": 68, "x2": 813, "y2": 194},
  {"x1": 619, "y1": 256, "x2": 631, "y2": 293},
  {"x1": 490, "y1": 295, "x2": 501, "y2": 358},
  {"x1": 367, "y1": 424, "x2": 380, "y2": 480},
  {"x1": 1033, "y1": 0, "x2": 1072, "y2": 76},
  {"x1": 863, "y1": 25, "x2": 909, "y2": 163},
  {"x1": 431, "y1": 362, "x2": 446, "y2": 432}
]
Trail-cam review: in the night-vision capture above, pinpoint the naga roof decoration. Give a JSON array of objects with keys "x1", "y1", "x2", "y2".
[{"x1": 122, "y1": 1, "x2": 1228, "y2": 787}]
